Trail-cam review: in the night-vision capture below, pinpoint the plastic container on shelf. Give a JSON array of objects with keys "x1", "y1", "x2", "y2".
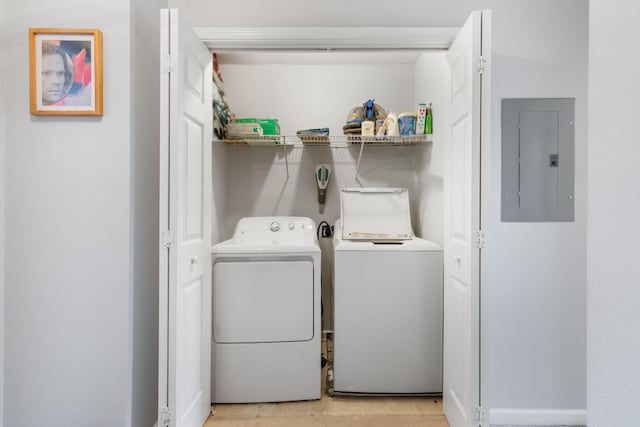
[
  {"x1": 227, "y1": 122, "x2": 262, "y2": 137},
  {"x1": 234, "y1": 118, "x2": 281, "y2": 135},
  {"x1": 398, "y1": 112, "x2": 416, "y2": 135}
]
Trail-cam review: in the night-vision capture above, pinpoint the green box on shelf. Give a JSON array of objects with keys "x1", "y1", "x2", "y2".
[{"x1": 234, "y1": 118, "x2": 280, "y2": 135}]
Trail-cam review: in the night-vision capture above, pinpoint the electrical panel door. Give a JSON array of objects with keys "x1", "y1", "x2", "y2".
[{"x1": 502, "y1": 98, "x2": 575, "y2": 221}]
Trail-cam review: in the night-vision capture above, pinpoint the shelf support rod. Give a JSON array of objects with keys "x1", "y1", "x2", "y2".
[
  {"x1": 282, "y1": 137, "x2": 289, "y2": 180},
  {"x1": 354, "y1": 140, "x2": 366, "y2": 181}
]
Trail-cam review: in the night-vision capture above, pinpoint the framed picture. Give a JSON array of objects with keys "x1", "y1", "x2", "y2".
[{"x1": 29, "y1": 28, "x2": 103, "y2": 116}]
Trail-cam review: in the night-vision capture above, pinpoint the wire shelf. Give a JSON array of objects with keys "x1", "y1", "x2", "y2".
[{"x1": 222, "y1": 134, "x2": 432, "y2": 147}]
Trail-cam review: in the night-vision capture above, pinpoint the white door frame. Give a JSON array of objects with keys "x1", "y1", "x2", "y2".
[{"x1": 479, "y1": 12, "x2": 492, "y2": 427}]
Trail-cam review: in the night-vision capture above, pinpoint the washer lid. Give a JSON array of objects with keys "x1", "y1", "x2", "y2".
[{"x1": 340, "y1": 187, "x2": 413, "y2": 241}]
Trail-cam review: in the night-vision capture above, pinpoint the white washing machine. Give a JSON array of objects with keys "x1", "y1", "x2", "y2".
[
  {"x1": 332, "y1": 188, "x2": 443, "y2": 394},
  {"x1": 211, "y1": 216, "x2": 321, "y2": 403}
]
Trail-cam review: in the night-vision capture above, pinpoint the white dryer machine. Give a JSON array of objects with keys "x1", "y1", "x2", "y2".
[
  {"x1": 211, "y1": 216, "x2": 321, "y2": 403},
  {"x1": 333, "y1": 188, "x2": 443, "y2": 394}
]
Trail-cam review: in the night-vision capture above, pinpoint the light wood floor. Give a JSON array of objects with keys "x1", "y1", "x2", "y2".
[{"x1": 206, "y1": 385, "x2": 448, "y2": 426}]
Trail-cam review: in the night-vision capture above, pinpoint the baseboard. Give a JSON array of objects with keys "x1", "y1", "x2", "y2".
[{"x1": 490, "y1": 408, "x2": 586, "y2": 425}]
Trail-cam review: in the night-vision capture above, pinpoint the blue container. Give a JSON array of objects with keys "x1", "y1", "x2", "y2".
[{"x1": 398, "y1": 113, "x2": 416, "y2": 135}]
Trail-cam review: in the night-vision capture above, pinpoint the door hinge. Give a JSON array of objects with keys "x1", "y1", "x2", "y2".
[
  {"x1": 474, "y1": 406, "x2": 486, "y2": 422},
  {"x1": 161, "y1": 230, "x2": 175, "y2": 248},
  {"x1": 475, "y1": 55, "x2": 486, "y2": 74},
  {"x1": 160, "y1": 407, "x2": 173, "y2": 426},
  {"x1": 474, "y1": 230, "x2": 486, "y2": 249},
  {"x1": 162, "y1": 54, "x2": 177, "y2": 73}
]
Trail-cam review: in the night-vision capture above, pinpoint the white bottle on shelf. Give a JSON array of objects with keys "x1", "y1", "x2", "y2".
[{"x1": 386, "y1": 112, "x2": 399, "y2": 137}]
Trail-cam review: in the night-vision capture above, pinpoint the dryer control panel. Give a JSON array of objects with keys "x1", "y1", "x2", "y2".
[{"x1": 232, "y1": 216, "x2": 316, "y2": 246}]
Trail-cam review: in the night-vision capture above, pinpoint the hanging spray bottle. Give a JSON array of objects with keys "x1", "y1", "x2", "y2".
[{"x1": 315, "y1": 164, "x2": 331, "y2": 214}]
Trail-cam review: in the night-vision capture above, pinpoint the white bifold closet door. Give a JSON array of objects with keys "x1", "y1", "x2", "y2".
[
  {"x1": 159, "y1": 8, "x2": 213, "y2": 427},
  {"x1": 443, "y1": 10, "x2": 488, "y2": 427}
]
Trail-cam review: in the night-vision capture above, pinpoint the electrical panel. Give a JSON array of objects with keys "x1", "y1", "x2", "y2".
[{"x1": 502, "y1": 98, "x2": 575, "y2": 222}]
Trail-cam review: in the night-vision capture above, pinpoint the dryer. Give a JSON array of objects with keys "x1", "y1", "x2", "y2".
[
  {"x1": 211, "y1": 216, "x2": 321, "y2": 403},
  {"x1": 332, "y1": 188, "x2": 443, "y2": 394}
]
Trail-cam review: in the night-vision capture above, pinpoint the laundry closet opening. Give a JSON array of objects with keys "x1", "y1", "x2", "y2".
[
  {"x1": 207, "y1": 48, "x2": 449, "y2": 417},
  {"x1": 159, "y1": 9, "x2": 488, "y2": 426}
]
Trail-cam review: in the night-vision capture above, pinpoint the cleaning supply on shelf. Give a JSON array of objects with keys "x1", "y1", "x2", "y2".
[
  {"x1": 364, "y1": 99, "x2": 375, "y2": 121},
  {"x1": 227, "y1": 121, "x2": 263, "y2": 137},
  {"x1": 386, "y1": 112, "x2": 399, "y2": 137},
  {"x1": 226, "y1": 118, "x2": 282, "y2": 144},
  {"x1": 425, "y1": 103, "x2": 433, "y2": 134},
  {"x1": 361, "y1": 120, "x2": 375, "y2": 137},
  {"x1": 416, "y1": 103, "x2": 427, "y2": 135},
  {"x1": 234, "y1": 118, "x2": 281, "y2": 136}
]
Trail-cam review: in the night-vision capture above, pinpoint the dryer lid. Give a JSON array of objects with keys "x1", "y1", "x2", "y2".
[{"x1": 340, "y1": 187, "x2": 414, "y2": 241}]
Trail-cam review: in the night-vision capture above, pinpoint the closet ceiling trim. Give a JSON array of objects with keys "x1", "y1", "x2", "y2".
[{"x1": 194, "y1": 27, "x2": 459, "y2": 50}]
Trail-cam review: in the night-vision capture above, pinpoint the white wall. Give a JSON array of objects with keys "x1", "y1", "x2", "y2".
[
  {"x1": 414, "y1": 52, "x2": 449, "y2": 245},
  {"x1": 211, "y1": 104, "x2": 228, "y2": 244},
  {"x1": 587, "y1": 1, "x2": 640, "y2": 426},
  {"x1": 2, "y1": 0, "x2": 160, "y2": 426}
]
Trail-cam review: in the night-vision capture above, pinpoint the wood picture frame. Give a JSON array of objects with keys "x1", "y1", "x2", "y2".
[{"x1": 29, "y1": 28, "x2": 103, "y2": 116}]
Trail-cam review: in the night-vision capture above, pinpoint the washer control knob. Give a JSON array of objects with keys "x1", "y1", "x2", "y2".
[
  {"x1": 270, "y1": 222, "x2": 280, "y2": 232},
  {"x1": 289, "y1": 223, "x2": 295, "y2": 230}
]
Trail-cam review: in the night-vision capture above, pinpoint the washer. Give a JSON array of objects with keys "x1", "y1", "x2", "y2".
[
  {"x1": 211, "y1": 216, "x2": 321, "y2": 403},
  {"x1": 332, "y1": 188, "x2": 443, "y2": 394}
]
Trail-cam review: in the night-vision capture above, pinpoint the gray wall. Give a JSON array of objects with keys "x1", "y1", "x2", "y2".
[
  {"x1": 587, "y1": 1, "x2": 640, "y2": 425},
  {"x1": 3, "y1": 2, "x2": 131, "y2": 425},
  {"x1": 0, "y1": 0, "x2": 6, "y2": 422},
  {"x1": 2, "y1": 0, "x2": 161, "y2": 426},
  {"x1": 486, "y1": 2, "x2": 588, "y2": 415},
  {"x1": 131, "y1": 0, "x2": 165, "y2": 426},
  {"x1": 3, "y1": 1, "x2": 131, "y2": 425}
]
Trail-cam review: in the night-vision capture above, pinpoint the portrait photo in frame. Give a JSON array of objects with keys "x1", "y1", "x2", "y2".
[{"x1": 29, "y1": 28, "x2": 103, "y2": 116}]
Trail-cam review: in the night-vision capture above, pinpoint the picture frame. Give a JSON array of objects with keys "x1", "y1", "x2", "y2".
[{"x1": 29, "y1": 28, "x2": 103, "y2": 116}]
